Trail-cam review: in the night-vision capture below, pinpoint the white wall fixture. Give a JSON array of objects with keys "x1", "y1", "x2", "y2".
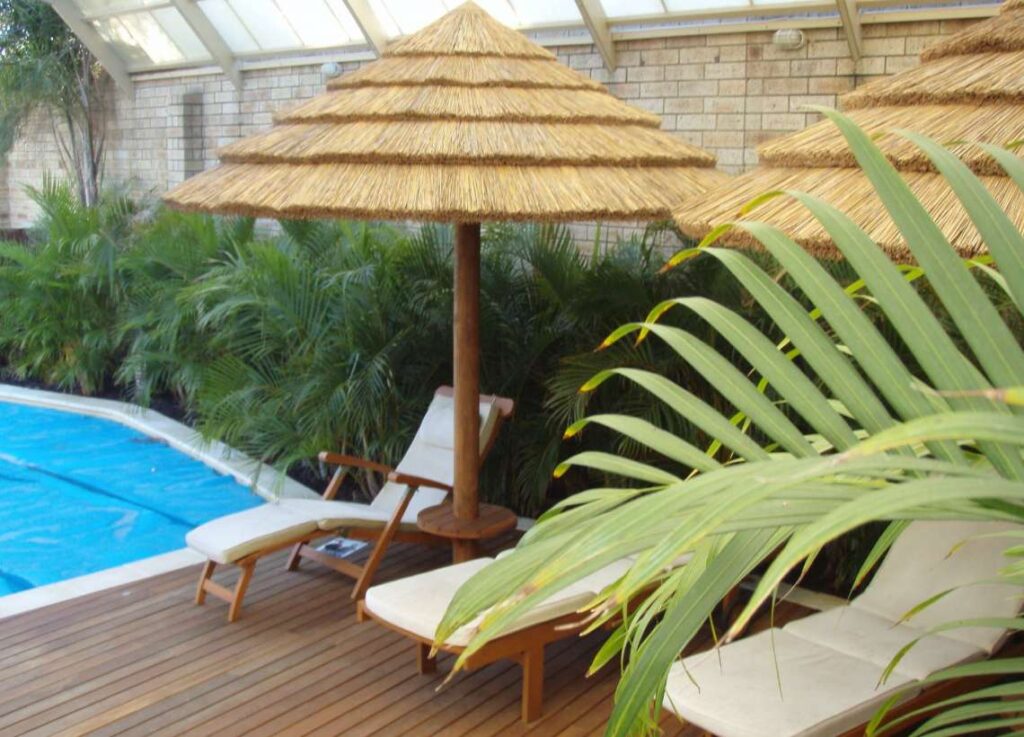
[
  {"x1": 772, "y1": 27, "x2": 806, "y2": 50},
  {"x1": 321, "y1": 61, "x2": 343, "y2": 77}
]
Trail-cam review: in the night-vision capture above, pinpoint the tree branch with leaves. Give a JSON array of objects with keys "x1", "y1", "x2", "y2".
[{"x1": 0, "y1": 0, "x2": 110, "y2": 206}]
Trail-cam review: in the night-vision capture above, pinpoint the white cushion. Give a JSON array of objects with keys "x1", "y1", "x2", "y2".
[
  {"x1": 663, "y1": 629, "x2": 917, "y2": 737},
  {"x1": 853, "y1": 521, "x2": 1022, "y2": 653},
  {"x1": 784, "y1": 606, "x2": 984, "y2": 680},
  {"x1": 279, "y1": 498, "x2": 393, "y2": 529},
  {"x1": 186, "y1": 504, "x2": 319, "y2": 564},
  {"x1": 368, "y1": 481, "x2": 449, "y2": 522},
  {"x1": 393, "y1": 394, "x2": 500, "y2": 488},
  {"x1": 364, "y1": 556, "x2": 634, "y2": 648}
]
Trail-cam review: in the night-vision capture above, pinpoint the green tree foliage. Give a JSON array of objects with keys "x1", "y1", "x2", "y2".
[
  {"x1": 0, "y1": 0, "x2": 109, "y2": 205},
  {"x1": 436, "y1": 113, "x2": 1024, "y2": 737},
  {"x1": 0, "y1": 198, "x2": 758, "y2": 516}
]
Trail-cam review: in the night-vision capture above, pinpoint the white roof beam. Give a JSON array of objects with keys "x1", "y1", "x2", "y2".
[
  {"x1": 342, "y1": 0, "x2": 389, "y2": 56},
  {"x1": 575, "y1": 0, "x2": 617, "y2": 71},
  {"x1": 170, "y1": 0, "x2": 242, "y2": 89},
  {"x1": 836, "y1": 0, "x2": 863, "y2": 60},
  {"x1": 46, "y1": 0, "x2": 133, "y2": 93}
]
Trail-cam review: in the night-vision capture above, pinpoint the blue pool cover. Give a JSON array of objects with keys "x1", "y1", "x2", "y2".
[{"x1": 0, "y1": 401, "x2": 262, "y2": 596}]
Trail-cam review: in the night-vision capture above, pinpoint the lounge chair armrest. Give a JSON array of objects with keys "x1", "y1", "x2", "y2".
[
  {"x1": 318, "y1": 451, "x2": 392, "y2": 475},
  {"x1": 387, "y1": 470, "x2": 454, "y2": 493}
]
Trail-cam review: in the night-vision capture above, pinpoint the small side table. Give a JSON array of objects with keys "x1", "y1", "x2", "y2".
[{"x1": 418, "y1": 503, "x2": 518, "y2": 563}]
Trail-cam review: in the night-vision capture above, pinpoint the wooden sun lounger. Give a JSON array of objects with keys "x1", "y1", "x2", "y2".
[{"x1": 187, "y1": 386, "x2": 514, "y2": 621}]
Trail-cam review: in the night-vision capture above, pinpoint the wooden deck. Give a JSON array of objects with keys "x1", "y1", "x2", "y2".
[{"x1": 0, "y1": 541, "x2": 789, "y2": 737}]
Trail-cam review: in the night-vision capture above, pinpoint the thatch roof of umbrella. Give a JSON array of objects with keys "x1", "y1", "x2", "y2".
[
  {"x1": 673, "y1": 0, "x2": 1024, "y2": 259},
  {"x1": 164, "y1": 1, "x2": 728, "y2": 555},
  {"x1": 164, "y1": 1, "x2": 727, "y2": 223}
]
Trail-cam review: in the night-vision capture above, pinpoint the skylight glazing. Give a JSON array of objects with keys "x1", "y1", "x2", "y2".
[{"x1": 60, "y1": 0, "x2": 1001, "y2": 75}]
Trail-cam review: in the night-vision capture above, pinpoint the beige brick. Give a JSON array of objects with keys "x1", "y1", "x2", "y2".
[
  {"x1": 675, "y1": 113, "x2": 718, "y2": 130},
  {"x1": 788, "y1": 94, "x2": 836, "y2": 112},
  {"x1": 678, "y1": 80, "x2": 719, "y2": 97},
  {"x1": 762, "y1": 112, "x2": 809, "y2": 130},
  {"x1": 746, "y1": 95, "x2": 790, "y2": 113},
  {"x1": 862, "y1": 37, "x2": 906, "y2": 56},
  {"x1": 791, "y1": 58, "x2": 837, "y2": 76},
  {"x1": 665, "y1": 64, "x2": 705, "y2": 81},
  {"x1": 627, "y1": 65, "x2": 665, "y2": 82},
  {"x1": 641, "y1": 81, "x2": 678, "y2": 98},
  {"x1": 747, "y1": 60, "x2": 791, "y2": 77},
  {"x1": 808, "y1": 40, "x2": 850, "y2": 59},
  {"x1": 765, "y1": 77, "x2": 808, "y2": 95},
  {"x1": 717, "y1": 79, "x2": 746, "y2": 96},
  {"x1": 642, "y1": 49, "x2": 680, "y2": 65},
  {"x1": 809, "y1": 76, "x2": 856, "y2": 94},
  {"x1": 665, "y1": 97, "x2": 704, "y2": 114},
  {"x1": 705, "y1": 97, "x2": 745, "y2": 114}
]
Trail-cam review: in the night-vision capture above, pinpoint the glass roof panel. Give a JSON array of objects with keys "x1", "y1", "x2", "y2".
[
  {"x1": 151, "y1": 7, "x2": 211, "y2": 60},
  {"x1": 227, "y1": 0, "x2": 300, "y2": 50},
  {"x1": 323, "y1": 0, "x2": 368, "y2": 40},
  {"x1": 507, "y1": 0, "x2": 581, "y2": 25},
  {"x1": 65, "y1": 0, "x2": 1003, "y2": 74},
  {"x1": 92, "y1": 10, "x2": 193, "y2": 66},
  {"x1": 600, "y1": 0, "x2": 666, "y2": 17},
  {"x1": 76, "y1": 0, "x2": 165, "y2": 17},
  {"x1": 367, "y1": 0, "x2": 447, "y2": 36},
  {"x1": 196, "y1": 0, "x2": 259, "y2": 53},
  {"x1": 472, "y1": 0, "x2": 518, "y2": 26},
  {"x1": 279, "y1": 0, "x2": 362, "y2": 47},
  {"x1": 664, "y1": 0, "x2": 748, "y2": 11}
]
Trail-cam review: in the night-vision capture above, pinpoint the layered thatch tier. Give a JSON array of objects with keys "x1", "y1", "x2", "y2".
[
  {"x1": 165, "y1": 1, "x2": 725, "y2": 223},
  {"x1": 675, "y1": 0, "x2": 1024, "y2": 258},
  {"x1": 678, "y1": 166, "x2": 1024, "y2": 260}
]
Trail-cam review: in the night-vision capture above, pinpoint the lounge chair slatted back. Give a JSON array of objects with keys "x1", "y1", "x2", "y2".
[
  {"x1": 663, "y1": 519, "x2": 1023, "y2": 737},
  {"x1": 187, "y1": 385, "x2": 513, "y2": 621},
  {"x1": 371, "y1": 393, "x2": 501, "y2": 521},
  {"x1": 852, "y1": 520, "x2": 1021, "y2": 653}
]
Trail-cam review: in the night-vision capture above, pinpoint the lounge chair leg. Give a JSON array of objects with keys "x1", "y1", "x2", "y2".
[
  {"x1": 195, "y1": 561, "x2": 216, "y2": 606},
  {"x1": 521, "y1": 645, "x2": 545, "y2": 723},
  {"x1": 228, "y1": 562, "x2": 255, "y2": 623},
  {"x1": 417, "y1": 643, "x2": 437, "y2": 675},
  {"x1": 286, "y1": 543, "x2": 305, "y2": 571}
]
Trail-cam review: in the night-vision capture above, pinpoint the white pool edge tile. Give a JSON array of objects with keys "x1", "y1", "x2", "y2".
[
  {"x1": 0, "y1": 549, "x2": 206, "y2": 619},
  {"x1": 0, "y1": 383, "x2": 321, "y2": 619}
]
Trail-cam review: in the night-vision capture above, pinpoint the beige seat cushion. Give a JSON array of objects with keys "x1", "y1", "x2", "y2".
[
  {"x1": 279, "y1": 498, "x2": 394, "y2": 530},
  {"x1": 364, "y1": 556, "x2": 634, "y2": 648},
  {"x1": 186, "y1": 504, "x2": 319, "y2": 564},
  {"x1": 185, "y1": 391, "x2": 506, "y2": 566},
  {"x1": 853, "y1": 521, "x2": 1023, "y2": 653},
  {"x1": 664, "y1": 629, "x2": 917, "y2": 737},
  {"x1": 784, "y1": 605, "x2": 984, "y2": 680}
]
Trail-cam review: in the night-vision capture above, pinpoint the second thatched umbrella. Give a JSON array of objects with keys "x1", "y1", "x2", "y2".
[
  {"x1": 674, "y1": 0, "x2": 1024, "y2": 260},
  {"x1": 165, "y1": 1, "x2": 727, "y2": 559}
]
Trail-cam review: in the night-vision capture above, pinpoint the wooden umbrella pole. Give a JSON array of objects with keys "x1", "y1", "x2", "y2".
[{"x1": 453, "y1": 222, "x2": 482, "y2": 563}]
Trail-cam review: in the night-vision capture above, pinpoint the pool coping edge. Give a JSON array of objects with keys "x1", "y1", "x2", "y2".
[{"x1": 0, "y1": 383, "x2": 319, "y2": 619}]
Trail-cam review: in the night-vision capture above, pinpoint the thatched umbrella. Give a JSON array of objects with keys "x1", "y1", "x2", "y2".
[
  {"x1": 674, "y1": 0, "x2": 1024, "y2": 260},
  {"x1": 164, "y1": 1, "x2": 727, "y2": 559}
]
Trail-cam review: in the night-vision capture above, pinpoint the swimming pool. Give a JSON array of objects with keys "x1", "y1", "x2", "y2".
[{"x1": 0, "y1": 400, "x2": 262, "y2": 596}]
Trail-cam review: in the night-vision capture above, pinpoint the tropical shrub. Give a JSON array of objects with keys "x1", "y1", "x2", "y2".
[
  {"x1": 0, "y1": 179, "x2": 134, "y2": 393},
  {"x1": 437, "y1": 111, "x2": 1024, "y2": 737},
  {"x1": 0, "y1": 198, "x2": 763, "y2": 516}
]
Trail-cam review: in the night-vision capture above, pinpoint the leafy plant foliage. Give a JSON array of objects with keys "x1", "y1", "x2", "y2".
[
  {"x1": 0, "y1": 192, "x2": 758, "y2": 514},
  {"x1": 435, "y1": 112, "x2": 1024, "y2": 737}
]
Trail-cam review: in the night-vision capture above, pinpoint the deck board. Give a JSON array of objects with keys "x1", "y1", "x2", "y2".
[{"x1": 0, "y1": 541, "x2": 800, "y2": 736}]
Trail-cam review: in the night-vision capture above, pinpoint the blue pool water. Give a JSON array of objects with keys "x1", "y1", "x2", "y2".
[{"x1": 0, "y1": 401, "x2": 262, "y2": 596}]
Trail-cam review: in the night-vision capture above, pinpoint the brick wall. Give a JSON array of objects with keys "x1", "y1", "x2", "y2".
[{"x1": 0, "y1": 18, "x2": 974, "y2": 231}]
